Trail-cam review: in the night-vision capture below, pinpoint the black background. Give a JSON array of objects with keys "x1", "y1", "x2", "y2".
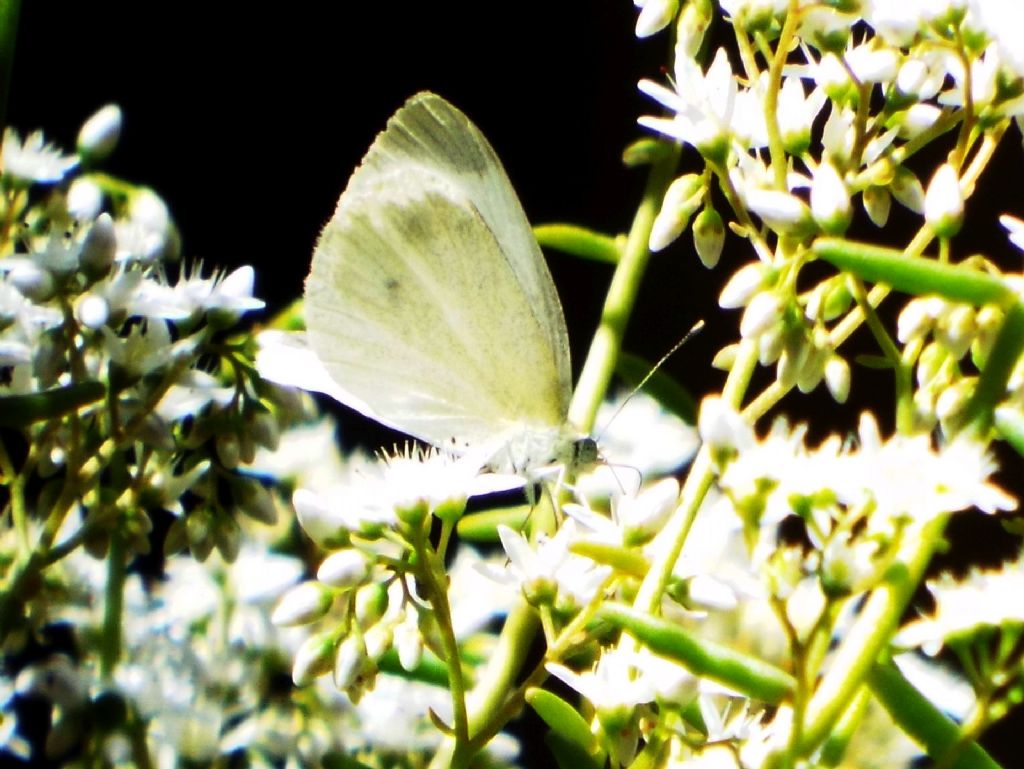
[{"x1": 6, "y1": 3, "x2": 1024, "y2": 768}]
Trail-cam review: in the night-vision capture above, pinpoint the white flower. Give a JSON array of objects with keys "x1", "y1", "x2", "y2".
[
  {"x1": 546, "y1": 648, "x2": 657, "y2": 710},
  {"x1": 1, "y1": 128, "x2": 78, "y2": 184},
  {"x1": 697, "y1": 395, "x2": 755, "y2": 454},
  {"x1": 846, "y1": 41, "x2": 900, "y2": 84},
  {"x1": 639, "y1": 47, "x2": 737, "y2": 159},
  {"x1": 1000, "y1": 213, "x2": 1024, "y2": 252},
  {"x1": 174, "y1": 264, "x2": 265, "y2": 318},
  {"x1": 293, "y1": 481, "x2": 397, "y2": 541},
  {"x1": 843, "y1": 413, "x2": 1016, "y2": 528},
  {"x1": 776, "y1": 76, "x2": 826, "y2": 153},
  {"x1": 897, "y1": 554, "x2": 1024, "y2": 652},
  {"x1": 970, "y1": 0, "x2": 1024, "y2": 79},
  {"x1": 155, "y1": 369, "x2": 235, "y2": 421},
  {"x1": 448, "y1": 545, "x2": 518, "y2": 636},
  {"x1": 492, "y1": 520, "x2": 610, "y2": 608}
]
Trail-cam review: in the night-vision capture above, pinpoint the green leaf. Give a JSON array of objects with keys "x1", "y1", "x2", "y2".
[
  {"x1": 867, "y1": 661, "x2": 1003, "y2": 769},
  {"x1": 616, "y1": 351, "x2": 698, "y2": 424},
  {"x1": 544, "y1": 731, "x2": 604, "y2": 769},
  {"x1": 596, "y1": 603, "x2": 794, "y2": 703},
  {"x1": 0, "y1": 381, "x2": 105, "y2": 427},
  {"x1": 535, "y1": 223, "x2": 622, "y2": 264},
  {"x1": 570, "y1": 540, "x2": 649, "y2": 578},
  {"x1": 622, "y1": 137, "x2": 675, "y2": 167},
  {"x1": 854, "y1": 354, "x2": 895, "y2": 370},
  {"x1": 813, "y1": 238, "x2": 1014, "y2": 306},
  {"x1": 526, "y1": 687, "x2": 602, "y2": 757},
  {"x1": 377, "y1": 648, "x2": 451, "y2": 687},
  {"x1": 456, "y1": 505, "x2": 530, "y2": 541}
]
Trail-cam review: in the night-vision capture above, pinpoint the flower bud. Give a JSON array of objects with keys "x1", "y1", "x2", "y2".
[
  {"x1": 924, "y1": 164, "x2": 964, "y2": 237},
  {"x1": 895, "y1": 103, "x2": 942, "y2": 139},
  {"x1": 650, "y1": 174, "x2": 704, "y2": 251},
  {"x1": 216, "y1": 432, "x2": 240, "y2": 469},
  {"x1": 719, "y1": 262, "x2": 766, "y2": 308},
  {"x1": 10, "y1": 261, "x2": 55, "y2": 303},
  {"x1": 355, "y1": 583, "x2": 389, "y2": 627},
  {"x1": 862, "y1": 185, "x2": 891, "y2": 227},
  {"x1": 824, "y1": 355, "x2": 851, "y2": 403},
  {"x1": 334, "y1": 635, "x2": 373, "y2": 695},
  {"x1": 675, "y1": 0, "x2": 711, "y2": 58},
  {"x1": 810, "y1": 161, "x2": 851, "y2": 235},
  {"x1": 744, "y1": 188, "x2": 813, "y2": 235},
  {"x1": 891, "y1": 167, "x2": 925, "y2": 214},
  {"x1": 936, "y1": 303, "x2": 975, "y2": 359},
  {"x1": 67, "y1": 178, "x2": 104, "y2": 220},
  {"x1": 395, "y1": 612, "x2": 424, "y2": 671},
  {"x1": 292, "y1": 631, "x2": 337, "y2": 686},
  {"x1": 272, "y1": 581, "x2": 334, "y2": 626},
  {"x1": 77, "y1": 104, "x2": 122, "y2": 162},
  {"x1": 76, "y1": 294, "x2": 109, "y2": 329},
  {"x1": 740, "y1": 292, "x2": 783, "y2": 339},
  {"x1": 317, "y1": 549, "x2": 371, "y2": 589},
  {"x1": 234, "y1": 477, "x2": 277, "y2": 524},
  {"x1": 78, "y1": 213, "x2": 117, "y2": 278},
  {"x1": 635, "y1": 0, "x2": 678, "y2": 38},
  {"x1": 692, "y1": 206, "x2": 725, "y2": 268}
]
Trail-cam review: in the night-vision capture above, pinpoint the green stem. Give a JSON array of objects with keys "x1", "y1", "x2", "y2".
[
  {"x1": 798, "y1": 515, "x2": 948, "y2": 754},
  {"x1": 867, "y1": 661, "x2": 1003, "y2": 769},
  {"x1": 632, "y1": 339, "x2": 760, "y2": 614},
  {"x1": 961, "y1": 300, "x2": 1024, "y2": 433},
  {"x1": 597, "y1": 602, "x2": 795, "y2": 703},
  {"x1": 100, "y1": 529, "x2": 126, "y2": 680},
  {"x1": 763, "y1": 1, "x2": 800, "y2": 191},
  {"x1": 846, "y1": 275, "x2": 915, "y2": 432},
  {"x1": 429, "y1": 601, "x2": 540, "y2": 769},
  {"x1": 412, "y1": 537, "x2": 468, "y2": 745},
  {"x1": 567, "y1": 141, "x2": 680, "y2": 433},
  {"x1": 0, "y1": 0, "x2": 20, "y2": 135}
]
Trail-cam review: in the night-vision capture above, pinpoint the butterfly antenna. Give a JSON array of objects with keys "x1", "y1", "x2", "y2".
[{"x1": 599, "y1": 319, "x2": 705, "y2": 438}]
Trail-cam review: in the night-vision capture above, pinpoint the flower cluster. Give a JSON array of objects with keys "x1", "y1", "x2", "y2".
[{"x1": 0, "y1": 106, "x2": 302, "y2": 765}]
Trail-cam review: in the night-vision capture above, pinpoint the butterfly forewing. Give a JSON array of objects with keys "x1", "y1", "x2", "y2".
[{"x1": 304, "y1": 93, "x2": 573, "y2": 453}]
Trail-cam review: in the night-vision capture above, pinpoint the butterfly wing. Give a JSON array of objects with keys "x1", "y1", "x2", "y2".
[{"x1": 304, "y1": 93, "x2": 572, "y2": 450}]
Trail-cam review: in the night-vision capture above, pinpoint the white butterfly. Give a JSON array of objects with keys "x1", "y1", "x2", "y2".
[{"x1": 302, "y1": 92, "x2": 595, "y2": 474}]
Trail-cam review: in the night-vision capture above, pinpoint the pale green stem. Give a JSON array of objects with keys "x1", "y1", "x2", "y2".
[
  {"x1": 413, "y1": 538, "x2": 468, "y2": 745},
  {"x1": 429, "y1": 601, "x2": 539, "y2": 769},
  {"x1": 797, "y1": 515, "x2": 948, "y2": 754},
  {"x1": 99, "y1": 529, "x2": 125, "y2": 680},
  {"x1": 568, "y1": 142, "x2": 681, "y2": 433},
  {"x1": 763, "y1": 1, "x2": 801, "y2": 191},
  {"x1": 633, "y1": 339, "x2": 761, "y2": 614}
]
